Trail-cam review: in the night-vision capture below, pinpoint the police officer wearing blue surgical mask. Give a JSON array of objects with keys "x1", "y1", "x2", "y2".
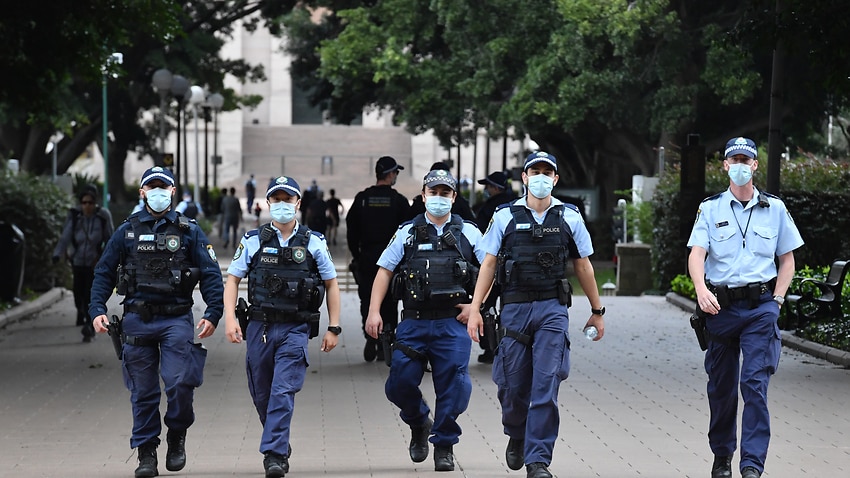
[
  {"x1": 467, "y1": 151, "x2": 605, "y2": 478},
  {"x1": 223, "y1": 176, "x2": 341, "y2": 478},
  {"x1": 365, "y1": 169, "x2": 485, "y2": 473},
  {"x1": 687, "y1": 137, "x2": 804, "y2": 478},
  {"x1": 90, "y1": 166, "x2": 223, "y2": 478}
]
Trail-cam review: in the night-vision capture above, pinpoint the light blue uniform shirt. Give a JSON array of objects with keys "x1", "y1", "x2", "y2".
[
  {"x1": 480, "y1": 196, "x2": 594, "y2": 259},
  {"x1": 687, "y1": 187, "x2": 804, "y2": 287},
  {"x1": 377, "y1": 214, "x2": 487, "y2": 271},
  {"x1": 227, "y1": 222, "x2": 337, "y2": 280}
]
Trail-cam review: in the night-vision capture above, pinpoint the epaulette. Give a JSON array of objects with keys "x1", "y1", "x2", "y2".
[
  {"x1": 309, "y1": 230, "x2": 326, "y2": 241},
  {"x1": 462, "y1": 219, "x2": 477, "y2": 228},
  {"x1": 399, "y1": 219, "x2": 415, "y2": 228},
  {"x1": 245, "y1": 229, "x2": 260, "y2": 238},
  {"x1": 701, "y1": 192, "x2": 723, "y2": 203},
  {"x1": 563, "y1": 203, "x2": 580, "y2": 214},
  {"x1": 494, "y1": 200, "x2": 516, "y2": 212},
  {"x1": 761, "y1": 191, "x2": 780, "y2": 199}
]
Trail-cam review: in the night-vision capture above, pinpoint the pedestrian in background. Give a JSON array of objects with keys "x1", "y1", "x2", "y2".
[
  {"x1": 223, "y1": 176, "x2": 341, "y2": 478},
  {"x1": 221, "y1": 187, "x2": 242, "y2": 249},
  {"x1": 347, "y1": 155, "x2": 411, "y2": 362},
  {"x1": 175, "y1": 192, "x2": 203, "y2": 219},
  {"x1": 324, "y1": 188, "x2": 344, "y2": 246},
  {"x1": 52, "y1": 185, "x2": 114, "y2": 341},
  {"x1": 365, "y1": 169, "x2": 485, "y2": 472},
  {"x1": 687, "y1": 137, "x2": 804, "y2": 478},
  {"x1": 245, "y1": 173, "x2": 257, "y2": 214},
  {"x1": 467, "y1": 152, "x2": 606, "y2": 478},
  {"x1": 89, "y1": 166, "x2": 223, "y2": 478}
]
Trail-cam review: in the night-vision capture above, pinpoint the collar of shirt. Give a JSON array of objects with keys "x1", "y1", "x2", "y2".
[
  {"x1": 724, "y1": 186, "x2": 764, "y2": 210},
  {"x1": 423, "y1": 213, "x2": 452, "y2": 235},
  {"x1": 269, "y1": 221, "x2": 302, "y2": 245},
  {"x1": 138, "y1": 208, "x2": 178, "y2": 224},
  {"x1": 516, "y1": 195, "x2": 563, "y2": 223}
]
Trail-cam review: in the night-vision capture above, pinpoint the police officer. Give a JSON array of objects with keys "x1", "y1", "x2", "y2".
[
  {"x1": 687, "y1": 137, "x2": 804, "y2": 478},
  {"x1": 407, "y1": 162, "x2": 476, "y2": 223},
  {"x1": 473, "y1": 170, "x2": 516, "y2": 363},
  {"x1": 347, "y1": 155, "x2": 411, "y2": 362},
  {"x1": 223, "y1": 176, "x2": 341, "y2": 478},
  {"x1": 90, "y1": 166, "x2": 223, "y2": 478},
  {"x1": 467, "y1": 152, "x2": 605, "y2": 478},
  {"x1": 365, "y1": 169, "x2": 485, "y2": 472}
]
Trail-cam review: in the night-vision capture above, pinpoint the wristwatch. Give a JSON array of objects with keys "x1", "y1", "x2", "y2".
[
  {"x1": 591, "y1": 306, "x2": 606, "y2": 316},
  {"x1": 327, "y1": 325, "x2": 342, "y2": 335},
  {"x1": 773, "y1": 295, "x2": 785, "y2": 306}
]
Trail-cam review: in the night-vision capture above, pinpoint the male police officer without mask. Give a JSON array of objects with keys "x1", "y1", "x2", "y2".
[{"x1": 91, "y1": 166, "x2": 223, "y2": 478}]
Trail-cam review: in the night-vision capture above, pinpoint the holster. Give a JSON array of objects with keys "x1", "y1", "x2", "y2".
[
  {"x1": 379, "y1": 328, "x2": 395, "y2": 368},
  {"x1": 482, "y1": 306, "x2": 499, "y2": 355},
  {"x1": 107, "y1": 315, "x2": 124, "y2": 360},
  {"x1": 297, "y1": 311, "x2": 321, "y2": 339},
  {"x1": 235, "y1": 297, "x2": 250, "y2": 340},
  {"x1": 689, "y1": 307, "x2": 708, "y2": 351},
  {"x1": 557, "y1": 278, "x2": 573, "y2": 307}
]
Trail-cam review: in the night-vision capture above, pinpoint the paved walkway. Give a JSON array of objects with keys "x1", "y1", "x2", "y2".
[{"x1": 1, "y1": 210, "x2": 849, "y2": 477}]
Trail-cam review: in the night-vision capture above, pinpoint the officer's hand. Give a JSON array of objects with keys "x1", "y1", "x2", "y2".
[
  {"x1": 197, "y1": 319, "x2": 216, "y2": 339},
  {"x1": 320, "y1": 332, "x2": 339, "y2": 353},
  {"x1": 455, "y1": 303, "x2": 472, "y2": 324},
  {"x1": 365, "y1": 312, "x2": 383, "y2": 339},
  {"x1": 585, "y1": 315, "x2": 605, "y2": 341},
  {"x1": 92, "y1": 315, "x2": 109, "y2": 334},
  {"x1": 696, "y1": 290, "x2": 720, "y2": 315},
  {"x1": 467, "y1": 307, "x2": 483, "y2": 342},
  {"x1": 224, "y1": 316, "x2": 243, "y2": 343}
]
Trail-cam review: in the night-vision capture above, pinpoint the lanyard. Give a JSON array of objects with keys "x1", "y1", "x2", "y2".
[{"x1": 731, "y1": 202, "x2": 755, "y2": 248}]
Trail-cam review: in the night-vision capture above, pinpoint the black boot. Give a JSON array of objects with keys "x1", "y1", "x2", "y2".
[
  {"x1": 263, "y1": 452, "x2": 288, "y2": 478},
  {"x1": 526, "y1": 462, "x2": 553, "y2": 478},
  {"x1": 506, "y1": 437, "x2": 524, "y2": 471},
  {"x1": 408, "y1": 417, "x2": 432, "y2": 463},
  {"x1": 741, "y1": 466, "x2": 761, "y2": 478},
  {"x1": 434, "y1": 445, "x2": 454, "y2": 472},
  {"x1": 135, "y1": 443, "x2": 158, "y2": 478},
  {"x1": 711, "y1": 455, "x2": 732, "y2": 478},
  {"x1": 363, "y1": 340, "x2": 377, "y2": 362},
  {"x1": 165, "y1": 429, "x2": 186, "y2": 472}
]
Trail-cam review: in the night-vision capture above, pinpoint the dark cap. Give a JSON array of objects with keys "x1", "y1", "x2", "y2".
[
  {"x1": 429, "y1": 161, "x2": 450, "y2": 171},
  {"x1": 524, "y1": 151, "x2": 558, "y2": 172},
  {"x1": 724, "y1": 137, "x2": 757, "y2": 159},
  {"x1": 375, "y1": 156, "x2": 404, "y2": 174},
  {"x1": 422, "y1": 169, "x2": 457, "y2": 191},
  {"x1": 140, "y1": 166, "x2": 175, "y2": 187},
  {"x1": 266, "y1": 176, "x2": 302, "y2": 199},
  {"x1": 478, "y1": 171, "x2": 508, "y2": 189}
]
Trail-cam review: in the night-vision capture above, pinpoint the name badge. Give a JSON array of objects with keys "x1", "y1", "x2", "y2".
[
  {"x1": 262, "y1": 247, "x2": 279, "y2": 254},
  {"x1": 139, "y1": 234, "x2": 155, "y2": 241},
  {"x1": 516, "y1": 223, "x2": 532, "y2": 230},
  {"x1": 715, "y1": 221, "x2": 729, "y2": 228},
  {"x1": 418, "y1": 243, "x2": 433, "y2": 251}
]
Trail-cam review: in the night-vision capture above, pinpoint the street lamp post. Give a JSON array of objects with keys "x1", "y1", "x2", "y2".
[
  {"x1": 189, "y1": 85, "x2": 205, "y2": 204},
  {"x1": 102, "y1": 52, "x2": 123, "y2": 209},
  {"x1": 169, "y1": 75, "x2": 190, "y2": 194},
  {"x1": 208, "y1": 93, "x2": 224, "y2": 189},
  {"x1": 152, "y1": 68, "x2": 173, "y2": 159},
  {"x1": 203, "y1": 102, "x2": 211, "y2": 212}
]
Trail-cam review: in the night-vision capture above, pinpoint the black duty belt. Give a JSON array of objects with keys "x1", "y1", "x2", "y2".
[
  {"x1": 708, "y1": 277, "x2": 777, "y2": 301},
  {"x1": 124, "y1": 303, "x2": 192, "y2": 316},
  {"x1": 501, "y1": 289, "x2": 558, "y2": 304},
  {"x1": 402, "y1": 308, "x2": 460, "y2": 320},
  {"x1": 251, "y1": 309, "x2": 302, "y2": 324}
]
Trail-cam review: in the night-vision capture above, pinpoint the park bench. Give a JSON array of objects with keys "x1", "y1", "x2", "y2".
[{"x1": 783, "y1": 259, "x2": 848, "y2": 330}]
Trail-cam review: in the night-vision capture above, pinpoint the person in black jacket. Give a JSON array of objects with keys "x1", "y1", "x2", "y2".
[
  {"x1": 408, "y1": 162, "x2": 476, "y2": 224},
  {"x1": 475, "y1": 171, "x2": 515, "y2": 234},
  {"x1": 347, "y1": 156, "x2": 411, "y2": 362}
]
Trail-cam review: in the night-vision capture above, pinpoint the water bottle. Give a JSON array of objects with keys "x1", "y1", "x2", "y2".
[{"x1": 583, "y1": 325, "x2": 598, "y2": 340}]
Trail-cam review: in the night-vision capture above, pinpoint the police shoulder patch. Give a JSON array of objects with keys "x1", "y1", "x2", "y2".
[
  {"x1": 233, "y1": 243, "x2": 244, "y2": 261},
  {"x1": 207, "y1": 244, "x2": 218, "y2": 263}
]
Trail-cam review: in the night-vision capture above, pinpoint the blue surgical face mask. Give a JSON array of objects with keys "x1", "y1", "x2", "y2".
[
  {"x1": 728, "y1": 163, "x2": 753, "y2": 187},
  {"x1": 424, "y1": 195, "x2": 452, "y2": 217},
  {"x1": 144, "y1": 188, "x2": 173, "y2": 213},
  {"x1": 526, "y1": 174, "x2": 554, "y2": 199},
  {"x1": 270, "y1": 201, "x2": 297, "y2": 224}
]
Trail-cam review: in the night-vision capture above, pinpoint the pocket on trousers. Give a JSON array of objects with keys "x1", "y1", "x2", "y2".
[{"x1": 179, "y1": 341, "x2": 208, "y2": 388}]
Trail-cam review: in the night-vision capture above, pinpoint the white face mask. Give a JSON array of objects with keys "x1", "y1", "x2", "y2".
[
  {"x1": 526, "y1": 174, "x2": 554, "y2": 199},
  {"x1": 728, "y1": 163, "x2": 753, "y2": 186},
  {"x1": 144, "y1": 188, "x2": 172, "y2": 212},
  {"x1": 424, "y1": 195, "x2": 452, "y2": 217},
  {"x1": 270, "y1": 201, "x2": 297, "y2": 224}
]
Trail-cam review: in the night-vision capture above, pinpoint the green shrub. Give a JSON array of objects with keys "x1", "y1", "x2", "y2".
[
  {"x1": 670, "y1": 274, "x2": 695, "y2": 300},
  {"x1": 0, "y1": 172, "x2": 72, "y2": 291}
]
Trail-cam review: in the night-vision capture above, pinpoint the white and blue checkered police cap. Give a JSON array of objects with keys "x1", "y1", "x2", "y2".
[
  {"x1": 524, "y1": 151, "x2": 558, "y2": 172},
  {"x1": 725, "y1": 137, "x2": 758, "y2": 159},
  {"x1": 140, "y1": 166, "x2": 175, "y2": 187},
  {"x1": 266, "y1": 176, "x2": 301, "y2": 199},
  {"x1": 422, "y1": 169, "x2": 457, "y2": 190}
]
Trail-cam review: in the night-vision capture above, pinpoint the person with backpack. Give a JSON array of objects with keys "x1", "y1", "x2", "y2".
[
  {"x1": 175, "y1": 192, "x2": 203, "y2": 219},
  {"x1": 52, "y1": 186, "x2": 114, "y2": 341}
]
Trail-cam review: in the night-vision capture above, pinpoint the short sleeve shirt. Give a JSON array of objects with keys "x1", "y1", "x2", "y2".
[{"x1": 227, "y1": 222, "x2": 337, "y2": 280}]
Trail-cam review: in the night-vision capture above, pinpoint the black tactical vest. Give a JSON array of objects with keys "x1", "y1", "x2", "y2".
[
  {"x1": 122, "y1": 215, "x2": 196, "y2": 299},
  {"x1": 497, "y1": 204, "x2": 574, "y2": 295},
  {"x1": 247, "y1": 224, "x2": 323, "y2": 315},
  {"x1": 395, "y1": 215, "x2": 477, "y2": 311}
]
